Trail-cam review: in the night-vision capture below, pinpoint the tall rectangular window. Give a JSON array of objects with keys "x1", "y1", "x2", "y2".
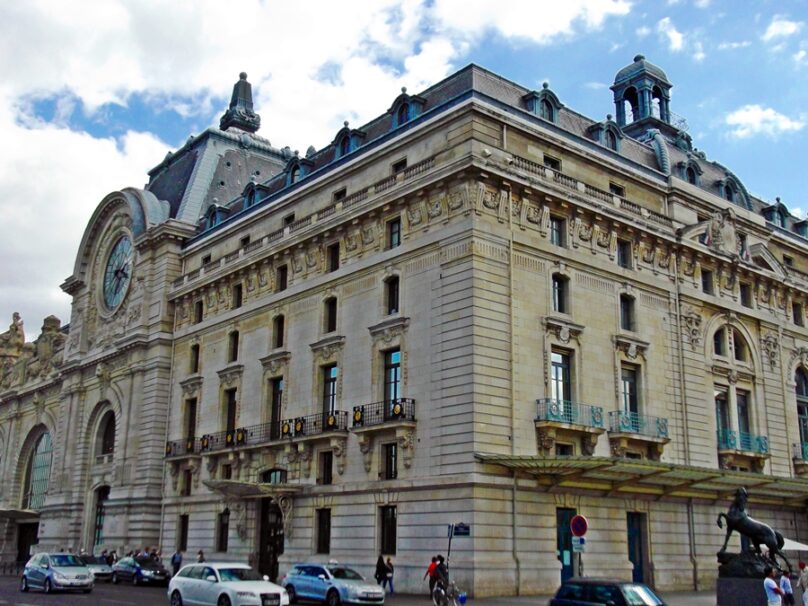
[
  {"x1": 701, "y1": 269, "x2": 714, "y2": 295},
  {"x1": 384, "y1": 349, "x2": 401, "y2": 408},
  {"x1": 620, "y1": 295, "x2": 635, "y2": 332},
  {"x1": 794, "y1": 303, "x2": 804, "y2": 327},
  {"x1": 550, "y1": 216, "x2": 566, "y2": 247},
  {"x1": 324, "y1": 298, "x2": 338, "y2": 333},
  {"x1": 232, "y1": 283, "x2": 243, "y2": 309},
  {"x1": 194, "y1": 300, "x2": 204, "y2": 324},
  {"x1": 327, "y1": 243, "x2": 340, "y2": 272},
  {"x1": 552, "y1": 274, "x2": 568, "y2": 314},
  {"x1": 322, "y1": 364, "x2": 338, "y2": 414},
  {"x1": 269, "y1": 378, "x2": 284, "y2": 440},
  {"x1": 383, "y1": 442, "x2": 398, "y2": 480},
  {"x1": 228, "y1": 331, "x2": 239, "y2": 362},
  {"x1": 740, "y1": 283, "x2": 752, "y2": 308},
  {"x1": 316, "y1": 508, "x2": 331, "y2": 554},
  {"x1": 190, "y1": 344, "x2": 200, "y2": 374},
  {"x1": 386, "y1": 277, "x2": 400, "y2": 315},
  {"x1": 617, "y1": 239, "x2": 632, "y2": 269},
  {"x1": 273, "y1": 315, "x2": 285, "y2": 348},
  {"x1": 380, "y1": 506, "x2": 397, "y2": 555},
  {"x1": 276, "y1": 265, "x2": 288, "y2": 292},
  {"x1": 216, "y1": 509, "x2": 230, "y2": 552},
  {"x1": 715, "y1": 388, "x2": 730, "y2": 433},
  {"x1": 621, "y1": 366, "x2": 639, "y2": 416},
  {"x1": 185, "y1": 398, "x2": 198, "y2": 440},
  {"x1": 181, "y1": 469, "x2": 193, "y2": 497},
  {"x1": 319, "y1": 450, "x2": 333, "y2": 485},
  {"x1": 178, "y1": 515, "x2": 189, "y2": 551},
  {"x1": 551, "y1": 351, "x2": 572, "y2": 403},
  {"x1": 388, "y1": 218, "x2": 401, "y2": 249},
  {"x1": 737, "y1": 390, "x2": 750, "y2": 436},
  {"x1": 92, "y1": 486, "x2": 110, "y2": 549},
  {"x1": 225, "y1": 388, "x2": 237, "y2": 432}
]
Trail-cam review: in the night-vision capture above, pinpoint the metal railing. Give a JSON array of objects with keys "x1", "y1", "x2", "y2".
[
  {"x1": 279, "y1": 411, "x2": 349, "y2": 438},
  {"x1": 608, "y1": 411, "x2": 669, "y2": 439},
  {"x1": 535, "y1": 399, "x2": 604, "y2": 429},
  {"x1": 165, "y1": 437, "x2": 201, "y2": 458},
  {"x1": 717, "y1": 428, "x2": 769, "y2": 454},
  {"x1": 352, "y1": 398, "x2": 416, "y2": 428}
]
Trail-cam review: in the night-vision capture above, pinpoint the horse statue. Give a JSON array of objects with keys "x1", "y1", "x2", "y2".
[{"x1": 717, "y1": 487, "x2": 791, "y2": 573}]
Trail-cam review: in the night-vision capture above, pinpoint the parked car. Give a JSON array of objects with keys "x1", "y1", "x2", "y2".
[
  {"x1": 549, "y1": 578, "x2": 666, "y2": 606},
  {"x1": 80, "y1": 555, "x2": 113, "y2": 582},
  {"x1": 281, "y1": 563, "x2": 384, "y2": 606},
  {"x1": 167, "y1": 562, "x2": 289, "y2": 606},
  {"x1": 20, "y1": 552, "x2": 93, "y2": 593},
  {"x1": 112, "y1": 555, "x2": 170, "y2": 586}
]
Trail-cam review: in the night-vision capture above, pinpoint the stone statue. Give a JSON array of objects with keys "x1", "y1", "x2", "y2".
[
  {"x1": 0, "y1": 312, "x2": 24, "y2": 356},
  {"x1": 716, "y1": 487, "x2": 791, "y2": 576}
]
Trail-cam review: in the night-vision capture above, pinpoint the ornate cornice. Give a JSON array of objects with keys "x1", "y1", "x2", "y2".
[
  {"x1": 217, "y1": 364, "x2": 244, "y2": 387},
  {"x1": 613, "y1": 334, "x2": 650, "y2": 360},
  {"x1": 309, "y1": 335, "x2": 345, "y2": 361},
  {"x1": 542, "y1": 316, "x2": 584, "y2": 344},
  {"x1": 180, "y1": 375, "x2": 203, "y2": 397},
  {"x1": 259, "y1": 351, "x2": 291, "y2": 376},
  {"x1": 368, "y1": 316, "x2": 410, "y2": 345}
]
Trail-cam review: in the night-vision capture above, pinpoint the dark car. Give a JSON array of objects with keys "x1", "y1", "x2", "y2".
[
  {"x1": 111, "y1": 556, "x2": 169, "y2": 586},
  {"x1": 549, "y1": 578, "x2": 666, "y2": 606}
]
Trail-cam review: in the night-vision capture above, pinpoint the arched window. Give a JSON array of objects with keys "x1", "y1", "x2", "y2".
[
  {"x1": 290, "y1": 165, "x2": 300, "y2": 184},
  {"x1": 22, "y1": 432, "x2": 53, "y2": 510},
  {"x1": 397, "y1": 103, "x2": 409, "y2": 126},
  {"x1": 732, "y1": 329, "x2": 748, "y2": 362},
  {"x1": 713, "y1": 327, "x2": 726, "y2": 356},
  {"x1": 686, "y1": 166, "x2": 697, "y2": 185},
  {"x1": 98, "y1": 411, "x2": 115, "y2": 456},
  {"x1": 261, "y1": 468, "x2": 287, "y2": 484},
  {"x1": 605, "y1": 130, "x2": 617, "y2": 151},
  {"x1": 725, "y1": 184, "x2": 734, "y2": 203},
  {"x1": 339, "y1": 136, "x2": 350, "y2": 157},
  {"x1": 623, "y1": 88, "x2": 639, "y2": 123},
  {"x1": 539, "y1": 99, "x2": 554, "y2": 122},
  {"x1": 797, "y1": 368, "x2": 808, "y2": 451}
]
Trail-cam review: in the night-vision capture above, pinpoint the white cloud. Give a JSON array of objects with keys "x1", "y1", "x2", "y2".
[
  {"x1": 694, "y1": 0, "x2": 711, "y2": 7},
  {"x1": 791, "y1": 207, "x2": 807, "y2": 220},
  {"x1": 636, "y1": 26, "x2": 651, "y2": 38},
  {"x1": 583, "y1": 81, "x2": 609, "y2": 90},
  {"x1": 0, "y1": 0, "x2": 637, "y2": 334},
  {"x1": 657, "y1": 17, "x2": 684, "y2": 51},
  {"x1": 795, "y1": 49, "x2": 808, "y2": 65},
  {"x1": 718, "y1": 41, "x2": 751, "y2": 50},
  {"x1": 725, "y1": 104, "x2": 806, "y2": 138},
  {"x1": 692, "y1": 41, "x2": 706, "y2": 62},
  {"x1": 762, "y1": 16, "x2": 803, "y2": 42}
]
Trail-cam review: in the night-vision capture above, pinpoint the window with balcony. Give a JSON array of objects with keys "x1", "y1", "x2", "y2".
[
  {"x1": 273, "y1": 315, "x2": 285, "y2": 348},
  {"x1": 382, "y1": 442, "x2": 398, "y2": 480},
  {"x1": 316, "y1": 508, "x2": 331, "y2": 554},
  {"x1": 224, "y1": 389, "x2": 237, "y2": 433},
  {"x1": 261, "y1": 468, "x2": 287, "y2": 484},
  {"x1": 796, "y1": 369, "x2": 808, "y2": 459},
  {"x1": 621, "y1": 366, "x2": 640, "y2": 417},
  {"x1": 276, "y1": 265, "x2": 288, "y2": 292},
  {"x1": 715, "y1": 388, "x2": 730, "y2": 436},
  {"x1": 550, "y1": 350, "x2": 572, "y2": 404},
  {"x1": 269, "y1": 377, "x2": 284, "y2": 440},
  {"x1": 385, "y1": 276, "x2": 400, "y2": 315},
  {"x1": 384, "y1": 349, "x2": 401, "y2": 407},
  {"x1": 190, "y1": 343, "x2": 200, "y2": 373},
  {"x1": 391, "y1": 158, "x2": 407, "y2": 174},
  {"x1": 322, "y1": 364, "x2": 338, "y2": 415},
  {"x1": 221, "y1": 464, "x2": 232, "y2": 479},
  {"x1": 550, "y1": 216, "x2": 566, "y2": 247},
  {"x1": 227, "y1": 331, "x2": 239, "y2": 363},
  {"x1": 185, "y1": 398, "x2": 198, "y2": 440},
  {"x1": 319, "y1": 450, "x2": 333, "y2": 485},
  {"x1": 380, "y1": 505, "x2": 397, "y2": 554},
  {"x1": 552, "y1": 274, "x2": 569, "y2": 314},
  {"x1": 617, "y1": 239, "x2": 632, "y2": 269},
  {"x1": 333, "y1": 187, "x2": 347, "y2": 202},
  {"x1": 388, "y1": 218, "x2": 401, "y2": 249},
  {"x1": 609, "y1": 182, "x2": 625, "y2": 197},
  {"x1": 619, "y1": 294, "x2": 635, "y2": 332}
]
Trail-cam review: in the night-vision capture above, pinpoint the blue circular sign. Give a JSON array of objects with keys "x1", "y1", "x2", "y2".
[{"x1": 570, "y1": 514, "x2": 589, "y2": 537}]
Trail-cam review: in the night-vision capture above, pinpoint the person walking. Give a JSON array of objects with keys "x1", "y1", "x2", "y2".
[
  {"x1": 197, "y1": 549, "x2": 206, "y2": 563},
  {"x1": 765, "y1": 566, "x2": 785, "y2": 606},
  {"x1": 171, "y1": 549, "x2": 183, "y2": 576},
  {"x1": 783, "y1": 570, "x2": 796, "y2": 606},
  {"x1": 382, "y1": 557, "x2": 395, "y2": 594},
  {"x1": 798, "y1": 562, "x2": 808, "y2": 606},
  {"x1": 424, "y1": 556, "x2": 438, "y2": 599},
  {"x1": 375, "y1": 554, "x2": 386, "y2": 585}
]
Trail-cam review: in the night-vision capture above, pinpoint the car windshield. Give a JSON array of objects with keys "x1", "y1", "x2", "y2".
[
  {"x1": 50, "y1": 555, "x2": 84, "y2": 567},
  {"x1": 136, "y1": 557, "x2": 162, "y2": 569},
  {"x1": 623, "y1": 584, "x2": 664, "y2": 606},
  {"x1": 81, "y1": 556, "x2": 107, "y2": 565},
  {"x1": 327, "y1": 566, "x2": 364, "y2": 581},
  {"x1": 218, "y1": 567, "x2": 262, "y2": 582}
]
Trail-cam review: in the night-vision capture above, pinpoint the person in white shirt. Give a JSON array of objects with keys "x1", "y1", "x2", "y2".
[{"x1": 765, "y1": 566, "x2": 785, "y2": 606}]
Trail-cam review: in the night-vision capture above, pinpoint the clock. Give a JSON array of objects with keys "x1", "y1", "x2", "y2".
[{"x1": 102, "y1": 235, "x2": 133, "y2": 310}]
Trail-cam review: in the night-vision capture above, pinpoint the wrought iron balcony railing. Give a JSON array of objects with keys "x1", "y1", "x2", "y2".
[
  {"x1": 717, "y1": 428, "x2": 769, "y2": 454},
  {"x1": 535, "y1": 399, "x2": 604, "y2": 429},
  {"x1": 608, "y1": 411, "x2": 669, "y2": 440},
  {"x1": 279, "y1": 410, "x2": 349, "y2": 439},
  {"x1": 165, "y1": 437, "x2": 201, "y2": 458},
  {"x1": 352, "y1": 398, "x2": 416, "y2": 428}
]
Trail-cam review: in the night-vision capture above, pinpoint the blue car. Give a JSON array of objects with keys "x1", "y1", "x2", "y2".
[
  {"x1": 111, "y1": 555, "x2": 170, "y2": 586},
  {"x1": 281, "y1": 563, "x2": 384, "y2": 606},
  {"x1": 20, "y1": 552, "x2": 93, "y2": 593}
]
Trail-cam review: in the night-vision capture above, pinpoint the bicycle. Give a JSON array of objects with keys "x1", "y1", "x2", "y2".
[{"x1": 432, "y1": 579, "x2": 467, "y2": 606}]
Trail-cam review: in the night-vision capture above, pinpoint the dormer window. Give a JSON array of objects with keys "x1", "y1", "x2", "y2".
[
  {"x1": 725, "y1": 185, "x2": 734, "y2": 203},
  {"x1": 339, "y1": 136, "x2": 350, "y2": 157},
  {"x1": 389, "y1": 87, "x2": 425, "y2": 129},
  {"x1": 523, "y1": 84, "x2": 563, "y2": 124},
  {"x1": 397, "y1": 103, "x2": 410, "y2": 126},
  {"x1": 773, "y1": 212, "x2": 785, "y2": 228},
  {"x1": 686, "y1": 167, "x2": 697, "y2": 185},
  {"x1": 605, "y1": 130, "x2": 617, "y2": 151},
  {"x1": 204, "y1": 205, "x2": 228, "y2": 230},
  {"x1": 540, "y1": 99, "x2": 554, "y2": 122},
  {"x1": 290, "y1": 165, "x2": 300, "y2": 184}
]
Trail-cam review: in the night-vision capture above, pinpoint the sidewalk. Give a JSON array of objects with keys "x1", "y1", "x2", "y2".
[{"x1": 382, "y1": 590, "x2": 715, "y2": 605}]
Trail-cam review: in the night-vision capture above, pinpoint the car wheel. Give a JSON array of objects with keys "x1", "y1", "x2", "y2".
[
  {"x1": 20, "y1": 576, "x2": 28, "y2": 592},
  {"x1": 112, "y1": 572, "x2": 119, "y2": 584},
  {"x1": 44, "y1": 579, "x2": 52, "y2": 594},
  {"x1": 287, "y1": 585, "x2": 297, "y2": 604},
  {"x1": 326, "y1": 589, "x2": 341, "y2": 606},
  {"x1": 170, "y1": 590, "x2": 184, "y2": 606},
  {"x1": 217, "y1": 594, "x2": 232, "y2": 606}
]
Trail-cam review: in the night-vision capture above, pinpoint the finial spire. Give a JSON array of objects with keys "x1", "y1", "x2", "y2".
[{"x1": 220, "y1": 72, "x2": 261, "y2": 133}]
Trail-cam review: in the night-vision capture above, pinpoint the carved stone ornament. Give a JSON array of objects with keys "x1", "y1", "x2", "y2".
[
  {"x1": 310, "y1": 335, "x2": 345, "y2": 362},
  {"x1": 790, "y1": 347, "x2": 808, "y2": 372},
  {"x1": 614, "y1": 335, "x2": 649, "y2": 360},
  {"x1": 357, "y1": 434, "x2": 373, "y2": 472},
  {"x1": 345, "y1": 232, "x2": 359, "y2": 252},
  {"x1": 260, "y1": 351, "x2": 291, "y2": 376},
  {"x1": 368, "y1": 316, "x2": 410, "y2": 345},
  {"x1": 331, "y1": 436, "x2": 348, "y2": 475},
  {"x1": 448, "y1": 188, "x2": 465, "y2": 211},
  {"x1": 407, "y1": 204, "x2": 423, "y2": 227},
  {"x1": 760, "y1": 333, "x2": 779, "y2": 369},
  {"x1": 96, "y1": 362, "x2": 112, "y2": 397},
  {"x1": 581, "y1": 434, "x2": 599, "y2": 456},
  {"x1": 482, "y1": 188, "x2": 500, "y2": 211},
  {"x1": 397, "y1": 429, "x2": 415, "y2": 469},
  {"x1": 682, "y1": 307, "x2": 703, "y2": 348},
  {"x1": 180, "y1": 375, "x2": 203, "y2": 397},
  {"x1": 542, "y1": 316, "x2": 584, "y2": 344},
  {"x1": 278, "y1": 494, "x2": 294, "y2": 537},
  {"x1": 427, "y1": 196, "x2": 443, "y2": 219},
  {"x1": 537, "y1": 428, "x2": 556, "y2": 453},
  {"x1": 217, "y1": 364, "x2": 244, "y2": 388},
  {"x1": 526, "y1": 204, "x2": 541, "y2": 225}
]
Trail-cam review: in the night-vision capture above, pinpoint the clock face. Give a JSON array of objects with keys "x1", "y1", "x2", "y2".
[{"x1": 102, "y1": 235, "x2": 133, "y2": 309}]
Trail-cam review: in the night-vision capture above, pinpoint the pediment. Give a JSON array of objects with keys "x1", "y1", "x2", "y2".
[{"x1": 748, "y1": 243, "x2": 786, "y2": 278}]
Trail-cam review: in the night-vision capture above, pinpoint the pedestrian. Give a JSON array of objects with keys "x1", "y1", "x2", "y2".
[
  {"x1": 197, "y1": 549, "x2": 206, "y2": 563},
  {"x1": 171, "y1": 549, "x2": 183, "y2": 576},
  {"x1": 382, "y1": 557, "x2": 395, "y2": 594},
  {"x1": 764, "y1": 565, "x2": 785, "y2": 606},
  {"x1": 799, "y1": 562, "x2": 808, "y2": 606},
  {"x1": 375, "y1": 554, "x2": 386, "y2": 585},
  {"x1": 783, "y1": 570, "x2": 796, "y2": 606},
  {"x1": 424, "y1": 556, "x2": 438, "y2": 599}
]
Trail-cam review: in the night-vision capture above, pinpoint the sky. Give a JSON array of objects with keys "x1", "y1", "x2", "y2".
[{"x1": 1, "y1": 0, "x2": 807, "y2": 339}]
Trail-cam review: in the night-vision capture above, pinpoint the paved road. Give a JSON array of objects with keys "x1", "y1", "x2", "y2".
[{"x1": 0, "y1": 575, "x2": 717, "y2": 605}]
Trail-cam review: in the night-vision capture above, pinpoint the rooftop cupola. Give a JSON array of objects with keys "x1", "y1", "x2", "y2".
[
  {"x1": 611, "y1": 55, "x2": 677, "y2": 141},
  {"x1": 220, "y1": 72, "x2": 261, "y2": 133}
]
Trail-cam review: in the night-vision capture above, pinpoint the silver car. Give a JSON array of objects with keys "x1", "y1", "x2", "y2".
[
  {"x1": 281, "y1": 563, "x2": 384, "y2": 606},
  {"x1": 20, "y1": 552, "x2": 93, "y2": 593},
  {"x1": 80, "y1": 555, "x2": 114, "y2": 582}
]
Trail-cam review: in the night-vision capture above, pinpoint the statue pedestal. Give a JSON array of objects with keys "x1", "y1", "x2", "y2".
[{"x1": 716, "y1": 577, "x2": 769, "y2": 606}]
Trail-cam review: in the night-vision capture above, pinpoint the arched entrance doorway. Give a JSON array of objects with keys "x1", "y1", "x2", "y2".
[
  {"x1": 18, "y1": 431, "x2": 53, "y2": 562},
  {"x1": 257, "y1": 469, "x2": 286, "y2": 581}
]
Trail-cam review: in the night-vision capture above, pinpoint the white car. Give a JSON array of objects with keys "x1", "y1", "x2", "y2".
[{"x1": 167, "y1": 562, "x2": 289, "y2": 606}]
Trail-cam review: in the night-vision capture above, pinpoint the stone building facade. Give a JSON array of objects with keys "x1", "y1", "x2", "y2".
[{"x1": 2, "y1": 58, "x2": 808, "y2": 597}]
